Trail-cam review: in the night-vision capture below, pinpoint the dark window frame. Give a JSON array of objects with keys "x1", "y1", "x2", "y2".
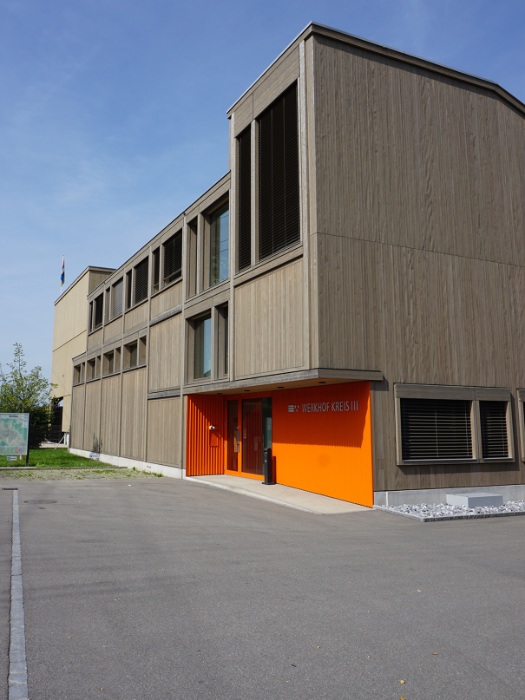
[{"x1": 395, "y1": 384, "x2": 514, "y2": 465}]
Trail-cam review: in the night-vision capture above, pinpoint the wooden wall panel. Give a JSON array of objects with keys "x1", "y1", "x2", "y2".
[
  {"x1": 148, "y1": 315, "x2": 182, "y2": 392},
  {"x1": 234, "y1": 261, "x2": 305, "y2": 377},
  {"x1": 318, "y1": 235, "x2": 525, "y2": 387},
  {"x1": 311, "y1": 37, "x2": 525, "y2": 492},
  {"x1": 146, "y1": 398, "x2": 182, "y2": 466},
  {"x1": 315, "y1": 235, "x2": 525, "y2": 491},
  {"x1": 312, "y1": 38, "x2": 525, "y2": 267},
  {"x1": 100, "y1": 375, "x2": 121, "y2": 456},
  {"x1": 151, "y1": 282, "x2": 182, "y2": 318},
  {"x1": 104, "y1": 317, "x2": 123, "y2": 343},
  {"x1": 82, "y1": 381, "x2": 101, "y2": 452},
  {"x1": 70, "y1": 384, "x2": 86, "y2": 449},
  {"x1": 87, "y1": 329, "x2": 103, "y2": 351},
  {"x1": 124, "y1": 303, "x2": 148, "y2": 333},
  {"x1": 120, "y1": 369, "x2": 147, "y2": 460},
  {"x1": 232, "y1": 48, "x2": 300, "y2": 136}
]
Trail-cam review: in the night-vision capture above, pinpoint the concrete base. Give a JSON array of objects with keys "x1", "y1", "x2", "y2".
[
  {"x1": 374, "y1": 484, "x2": 525, "y2": 507},
  {"x1": 446, "y1": 493, "x2": 503, "y2": 508},
  {"x1": 69, "y1": 448, "x2": 183, "y2": 479}
]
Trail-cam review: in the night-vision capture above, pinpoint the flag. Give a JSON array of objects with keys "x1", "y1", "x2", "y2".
[{"x1": 60, "y1": 256, "x2": 65, "y2": 286}]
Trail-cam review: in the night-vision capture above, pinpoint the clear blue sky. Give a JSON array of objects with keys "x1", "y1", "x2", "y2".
[{"x1": 1, "y1": 0, "x2": 524, "y2": 380}]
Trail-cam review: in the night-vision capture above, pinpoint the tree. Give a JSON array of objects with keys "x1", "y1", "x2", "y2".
[{"x1": 0, "y1": 343, "x2": 55, "y2": 448}]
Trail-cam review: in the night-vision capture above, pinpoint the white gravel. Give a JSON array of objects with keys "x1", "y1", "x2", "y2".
[{"x1": 376, "y1": 501, "x2": 525, "y2": 522}]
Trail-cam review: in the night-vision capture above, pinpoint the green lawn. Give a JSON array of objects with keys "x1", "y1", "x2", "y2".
[{"x1": 0, "y1": 448, "x2": 110, "y2": 469}]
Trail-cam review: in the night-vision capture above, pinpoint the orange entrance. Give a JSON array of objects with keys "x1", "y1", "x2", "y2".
[
  {"x1": 185, "y1": 383, "x2": 373, "y2": 506},
  {"x1": 224, "y1": 397, "x2": 272, "y2": 480}
]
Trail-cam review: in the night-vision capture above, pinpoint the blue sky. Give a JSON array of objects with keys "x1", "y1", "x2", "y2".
[{"x1": 1, "y1": 0, "x2": 524, "y2": 380}]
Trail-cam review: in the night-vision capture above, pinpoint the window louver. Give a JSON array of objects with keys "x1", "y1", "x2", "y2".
[
  {"x1": 480, "y1": 401, "x2": 509, "y2": 458},
  {"x1": 163, "y1": 232, "x2": 182, "y2": 285},
  {"x1": 237, "y1": 126, "x2": 252, "y2": 271},
  {"x1": 401, "y1": 398, "x2": 473, "y2": 460},
  {"x1": 112, "y1": 279, "x2": 123, "y2": 318},
  {"x1": 258, "y1": 82, "x2": 299, "y2": 260},
  {"x1": 134, "y1": 258, "x2": 149, "y2": 304}
]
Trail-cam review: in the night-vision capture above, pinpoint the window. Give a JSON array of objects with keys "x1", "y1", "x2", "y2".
[
  {"x1": 87, "y1": 358, "x2": 98, "y2": 381},
  {"x1": 111, "y1": 279, "x2": 123, "y2": 318},
  {"x1": 134, "y1": 258, "x2": 149, "y2": 304},
  {"x1": 90, "y1": 294, "x2": 103, "y2": 331},
  {"x1": 209, "y1": 205, "x2": 229, "y2": 286},
  {"x1": 479, "y1": 401, "x2": 509, "y2": 459},
  {"x1": 187, "y1": 218, "x2": 198, "y2": 297},
  {"x1": 73, "y1": 363, "x2": 84, "y2": 385},
  {"x1": 395, "y1": 384, "x2": 513, "y2": 464},
  {"x1": 258, "y1": 82, "x2": 299, "y2": 260},
  {"x1": 163, "y1": 231, "x2": 182, "y2": 286},
  {"x1": 103, "y1": 351, "x2": 114, "y2": 376},
  {"x1": 152, "y1": 248, "x2": 160, "y2": 293},
  {"x1": 237, "y1": 126, "x2": 252, "y2": 271},
  {"x1": 139, "y1": 337, "x2": 147, "y2": 365},
  {"x1": 124, "y1": 341, "x2": 138, "y2": 369},
  {"x1": 217, "y1": 304, "x2": 229, "y2": 378},
  {"x1": 193, "y1": 315, "x2": 212, "y2": 379},
  {"x1": 104, "y1": 288, "x2": 110, "y2": 323},
  {"x1": 126, "y1": 270, "x2": 132, "y2": 310},
  {"x1": 400, "y1": 399, "x2": 473, "y2": 461}
]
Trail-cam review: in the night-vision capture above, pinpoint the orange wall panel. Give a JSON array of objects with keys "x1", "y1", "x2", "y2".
[
  {"x1": 186, "y1": 395, "x2": 225, "y2": 476},
  {"x1": 272, "y1": 383, "x2": 373, "y2": 506}
]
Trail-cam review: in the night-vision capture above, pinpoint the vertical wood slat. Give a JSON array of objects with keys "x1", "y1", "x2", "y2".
[
  {"x1": 147, "y1": 398, "x2": 182, "y2": 466},
  {"x1": 120, "y1": 369, "x2": 147, "y2": 460},
  {"x1": 148, "y1": 315, "x2": 182, "y2": 392},
  {"x1": 186, "y1": 395, "x2": 225, "y2": 476},
  {"x1": 234, "y1": 260, "x2": 304, "y2": 377},
  {"x1": 100, "y1": 375, "x2": 121, "y2": 456}
]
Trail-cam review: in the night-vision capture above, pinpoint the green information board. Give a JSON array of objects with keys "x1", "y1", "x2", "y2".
[{"x1": 0, "y1": 413, "x2": 30, "y2": 456}]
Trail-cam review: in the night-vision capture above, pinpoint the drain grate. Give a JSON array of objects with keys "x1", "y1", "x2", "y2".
[
  {"x1": 2, "y1": 487, "x2": 18, "y2": 490},
  {"x1": 24, "y1": 499, "x2": 57, "y2": 504}
]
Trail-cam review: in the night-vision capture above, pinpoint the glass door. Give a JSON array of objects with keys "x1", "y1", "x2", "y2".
[
  {"x1": 226, "y1": 400, "x2": 240, "y2": 472},
  {"x1": 225, "y1": 397, "x2": 272, "y2": 478},
  {"x1": 242, "y1": 399, "x2": 263, "y2": 475}
]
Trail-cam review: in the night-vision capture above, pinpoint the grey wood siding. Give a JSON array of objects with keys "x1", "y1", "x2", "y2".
[
  {"x1": 149, "y1": 315, "x2": 182, "y2": 392},
  {"x1": 311, "y1": 36, "x2": 525, "y2": 491},
  {"x1": 83, "y1": 380, "x2": 101, "y2": 452},
  {"x1": 100, "y1": 375, "x2": 121, "y2": 456},
  {"x1": 70, "y1": 384, "x2": 85, "y2": 449},
  {"x1": 120, "y1": 369, "x2": 147, "y2": 460},
  {"x1": 146, "y1": 397, "x2": 182, "y2": 466},
  {"x1": 234, "y1": 260, "x2": 305, "y2": 377}
]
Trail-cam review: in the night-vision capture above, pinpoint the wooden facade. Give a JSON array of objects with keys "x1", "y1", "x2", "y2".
[{"x1": 60, "y1": 24, "x2": 525, "y2": 504}]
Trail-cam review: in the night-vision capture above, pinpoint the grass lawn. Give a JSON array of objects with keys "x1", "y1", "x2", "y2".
[
  {"x1": 0, "y1": 448, "x2": 164, "y2": 479},
  {"x1": 0, "y1": 448, "x2": 111, "y2": 469}
]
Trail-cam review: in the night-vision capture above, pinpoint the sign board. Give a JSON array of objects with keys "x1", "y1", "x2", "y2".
[{"x1": 0, "y1": 413, "x2": 30, "y2": 456}]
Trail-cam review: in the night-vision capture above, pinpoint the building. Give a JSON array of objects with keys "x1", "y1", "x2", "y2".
[
  {"x1": 59, "y1": 23, "x2": 525, "y2": 506},
  {"x1": 51, "y1": 266, "x2": 115, "y2": 444}
]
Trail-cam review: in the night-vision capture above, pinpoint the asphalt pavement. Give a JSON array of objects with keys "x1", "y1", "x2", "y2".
[{"x1": 1, "y1": 476, "x2": 524, "y2": 699}]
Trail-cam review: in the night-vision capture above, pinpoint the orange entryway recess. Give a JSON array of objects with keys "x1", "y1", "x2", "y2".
[
  {"x1": 186, "y1": 382, "x2": 373, "y2": 507},
  {"x1": 272, "y1": 383, "x2": 373, "y2": 507}
]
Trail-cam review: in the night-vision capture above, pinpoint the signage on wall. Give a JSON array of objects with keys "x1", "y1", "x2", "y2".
[{"x1": 287, "y1": 401, "x2": 359, "y2": 414}]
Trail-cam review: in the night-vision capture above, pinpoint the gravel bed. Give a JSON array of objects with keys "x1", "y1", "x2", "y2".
[{"x1": 376, "y1": 501, "x2": 525, "y2": 522}]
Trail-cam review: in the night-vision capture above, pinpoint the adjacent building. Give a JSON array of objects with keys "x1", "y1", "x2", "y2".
[
  {"x1": 51, "y1": 266, "x2": 115, "y2": 443},
  {"x1": 57, "y1": 23, "x2": 525, "y2": 506}
]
